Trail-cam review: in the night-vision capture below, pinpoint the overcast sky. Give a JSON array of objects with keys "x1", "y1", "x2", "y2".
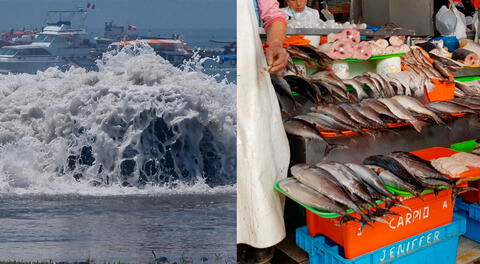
[{"x1": 0, "y1": 0, "x2": 235, "y2": 30}]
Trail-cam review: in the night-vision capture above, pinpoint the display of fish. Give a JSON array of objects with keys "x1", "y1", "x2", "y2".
[
  {"x1": 291, "y1": 164, "x2": 371, "y2": 220},
  {"x1": 391, "y1": 96, "x2": 445, "y2": 125},
  {"x1": 377, "y1": 98, "x2": 427, "y2": 132},
  {"x1": 388, "y1": 151, "x2": 456, "y2": 191},
  {"x1": 426, "y1": 101, "x2": 477, "y2": 115},
  {"x1": 278, "y1": 178, "x2": 350, "y2": 216},
  {"x1": 283, "y1": 120, "x2": 325, "y2": 141}
]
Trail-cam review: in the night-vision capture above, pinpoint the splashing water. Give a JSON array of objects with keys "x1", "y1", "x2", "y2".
[{"x1": 0, "y1": 43, "x2": 236, "y2": 195}]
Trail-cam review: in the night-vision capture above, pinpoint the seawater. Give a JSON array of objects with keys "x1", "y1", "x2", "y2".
[{"x1": 0, "y1": 43, "x2": 236, "y2": 262}]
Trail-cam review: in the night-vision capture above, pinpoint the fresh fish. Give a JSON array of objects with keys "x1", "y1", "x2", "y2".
[
  {"x1": 270, "y1": 75, "x2": 297, "y2": 106},
  {"x1": 353, "y1": 103, "x2": 388, "y2": 128},
  {"x1": 450, "y1": 98, "x2": 480, "y2": 110},
  {"x1": 391, "y1": 95, "x2": 445, "y2": 125},
  {"x1": 283, "y1": 120, "x2": 325, "y2": 141},
  {"x1": 307, "y1": 112, "x2": 365, "y2": 134},
  {"x1": 286, "y1": 46, "x2": 320, "y2": 68},
  {"x1": 362, "y1": 99, "x2": 399, "y2": 122},
  {"x1": 292, "y1": 45, "x2": 333, "y2": 69},
  {"x1": 342, "y1": 79, "x2": 369, "y2": 100},
  {"x1": 385, "y1": 77, "x2": 405, "y2": 95},
  {"x1": 310, "y1": 104, "x2": 364, "y2": 129},
  {"x1": 278, "y1": 178, "x2": 349, "y2": 215},
  {"x1": 386, "y1": 72, "x2": 413, "y2": 96},
  {"x1": 365, "y1": 72, "x2": 395, "y2": 97},
  {"x1": 314, "y1": 80, "x2": 351, "y2": 103},
  {"x1": 378, "y1": 98, "x2": 428, "y2": 132},
  {"x1": 293, "y1": 115, "x2": 340, "y2": 133},
  {"x1": 433, "y1": 61, "x2": 453, "y2": 81},
  {"x1": 345, "y1": 163, "x2": 395, "y2": 199},
  {"x1": 388, "y1": 152, "x2": 455, "y2": 190},
  {"x1": 317, "y1": 162, "x2": 377, "y2": 206},
  {"x1": 284, "y1": 75, "x2": 322, "y2": 104},
  {"x1": 354, "y1": 76, "x2": 382, "y2": 98},
  {"x1": 363, "y1": 155, "x2": 425, "y2": 194},
  {"x1": 455, "y1": 82, "x2": 480, "y2": 97},
  {"x1": 339, "y1": 103, "x2": 379, "y2": 128},
  {"x1": 291, "y1": 164, "x2": 369, "y2": 219},
  {"x1": 426, "y1": 101, "x2": 477, "y2": 114},
  {"x1": 368, "y1": 165, "x2": 422, "y2": 197}
]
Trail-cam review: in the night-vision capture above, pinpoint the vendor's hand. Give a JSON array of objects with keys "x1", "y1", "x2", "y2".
[{"x1": 266, "y1": 44, "x2": 288, "y2": 73}]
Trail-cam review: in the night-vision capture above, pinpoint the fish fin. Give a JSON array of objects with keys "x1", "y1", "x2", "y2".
[
  {"x1": 392, "y1": 202, "x2": 411, "y2": 212},
  {"x1": 347, "y1": 92, "x2": 359, "y2": 104},
  {"x1": 410, "y1": 119, "x2": 428, "y2": 133},
  {"x1": 433, "y1": 115, "x2": 447, "y2": 126},
  {"x1": 324, "y1": 143, "x2": 348, "y2": 157}
]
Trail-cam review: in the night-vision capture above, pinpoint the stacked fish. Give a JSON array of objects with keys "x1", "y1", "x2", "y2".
[
  {"x1": 282, "y1": 162, "x2": 405, "y2": 227},
  {"x1": 285, "y1": 44, "x2": 333, "y2": 76},
  {"x1": 417, "y1": 39, "x2": 480, "y2": 67},
  {"x1": 364, "y1": 152, "x2": 459, "y2": 198},
  {"x1": 284, "y1": 95, "x2": 456, "y2": 149},
  {"x1": 279, "y1": 151, "x2": 467, "y2": 227},
  {"x1": 401, "y1": 47, "x2": 453, "y2": 81},
  {"x1": 273, "y1": 71, "x2": 434, "y2": 106}
]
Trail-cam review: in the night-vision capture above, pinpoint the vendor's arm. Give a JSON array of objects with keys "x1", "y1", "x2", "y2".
[{"x1": 258, "y1": 0, "x2": 289, "y2": 73}]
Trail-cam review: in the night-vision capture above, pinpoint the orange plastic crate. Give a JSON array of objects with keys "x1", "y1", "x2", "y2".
[{"x1": 306, "y1": 190, "x2": 454, "y2": 259}]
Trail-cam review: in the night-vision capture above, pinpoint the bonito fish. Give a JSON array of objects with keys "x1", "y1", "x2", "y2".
[
  {"x1": 426, "y1": 101, "x2": 477, "y2": 114},
  {"x1": 391, "y1": 96, "x2": 445, "y2": 125},
  {"x1": 278, "y1": 178, "x2": 356, "y2": 221},
  {"x1": 378, "y1": 98, "x2": 427, "y2": 132},
  {"x1": 291, "y1": 164, "x2": 369, "y2": 220}
]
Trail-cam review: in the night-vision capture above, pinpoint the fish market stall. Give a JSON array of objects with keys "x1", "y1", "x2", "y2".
[{"x1": 261, "y1": 1, "x2": 480, "y2": 263}]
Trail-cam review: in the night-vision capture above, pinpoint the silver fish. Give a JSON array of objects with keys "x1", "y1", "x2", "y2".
[
  {"x1": 391, "y1": 95, "x2": 445, "y2": 125},
  {"x1": 378, "y1": 98, "x2": 428, "y2": 132},
  {"x1": 278, "y1": 178, "x2": 348, "y2": 214},
  {"x1": 342, "y1": 79, "x2": 369, "y2": 100},
  {"x1": 426, "y1": 101, "x2": 477, "y2": 114}
]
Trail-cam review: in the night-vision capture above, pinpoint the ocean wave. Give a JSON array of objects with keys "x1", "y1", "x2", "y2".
[{"x1": 0, "y1": 42, "x2": 236, "y2": 195}]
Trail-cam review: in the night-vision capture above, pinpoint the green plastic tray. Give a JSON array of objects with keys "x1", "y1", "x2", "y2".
[
  {"x1": 343, "y1": 53, "x2": 405, "y2": 62},
  {"x1": 292, "y1": 53, "x2": 405, "y2": 64},
  {"x1": 450, "y1": 139, "x2": 479, "y2": 153},
  {"x1": 274, "y1": 180, "x2": 385, "y2": 218},
  {"x1": 455, "y1": 76, "x2": 480, "y2": 82}
]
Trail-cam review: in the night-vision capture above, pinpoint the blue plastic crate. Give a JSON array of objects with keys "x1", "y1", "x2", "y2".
[
  {"x1": 296, "y1": 215, "x2": 466, "y2": 264},
  {"x1": 455, "y1": 198, "x2": 480, "y2": 243}
]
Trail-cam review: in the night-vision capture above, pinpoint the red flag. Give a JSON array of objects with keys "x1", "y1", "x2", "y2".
[
  {"x1": 91, "y1": 4, "x2": 95, "y2": 9},
  {"x1": 128, "y1": 25, "x2": 137, "y2": 30},
  {"x1": 86, "y1": 2, "x2": 90, "y2": 8}
]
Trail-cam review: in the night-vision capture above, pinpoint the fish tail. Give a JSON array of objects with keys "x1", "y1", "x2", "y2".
[
  {"x1": 452, "y1": 186, "x2": 478, "y2": 202},
  {"x1": 410, "y1": 119, "x2": 428, "y2": 133},
  {"x1": 340, "y1": 214, "x2": 360, "y2": 224},
  {"x1": 433, "y1": 115, "x2": 447, "y2": 126},
  {"x1": 392, "y1": 201, "x2": 411, "y2": 212}
]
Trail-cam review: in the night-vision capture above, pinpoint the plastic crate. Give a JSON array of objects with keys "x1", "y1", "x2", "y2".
[
  {"x1": 296, "y1": 215, "x2": 466, "y2": 264},
  {"x1": 306, "y1": 190, "x2": 454, "y2": 259},
  {"x1": 454, "y1": 198, "x2": 480, "y2": 243},
  {"x1": 461, "y1": 180, "x2": 480, "y2": 205}
]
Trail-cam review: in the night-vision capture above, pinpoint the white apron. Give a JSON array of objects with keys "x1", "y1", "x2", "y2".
[{"x1": 237, "y1": 0, "x2": 291, "y2": 248}]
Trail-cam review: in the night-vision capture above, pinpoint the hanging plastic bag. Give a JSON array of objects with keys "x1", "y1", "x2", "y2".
[
  {"x1": 451, "y1": 0, "x2": 467, "y2": 39},
  {"x1": 435, "y1": 5, "x2": 457, "y2": 36},
  {"x1": 473, "y1": 10, "x2": 479, "y2": 42}
]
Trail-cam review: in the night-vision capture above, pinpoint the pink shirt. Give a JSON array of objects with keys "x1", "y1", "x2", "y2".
[{"x1": 258, "y1": 0, "x2": 287, "y2": 29}]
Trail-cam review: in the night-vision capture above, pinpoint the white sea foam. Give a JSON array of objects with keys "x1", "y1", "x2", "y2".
[{"x1": 0, "y1": 43, "x2": 236, "y2": 195}]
